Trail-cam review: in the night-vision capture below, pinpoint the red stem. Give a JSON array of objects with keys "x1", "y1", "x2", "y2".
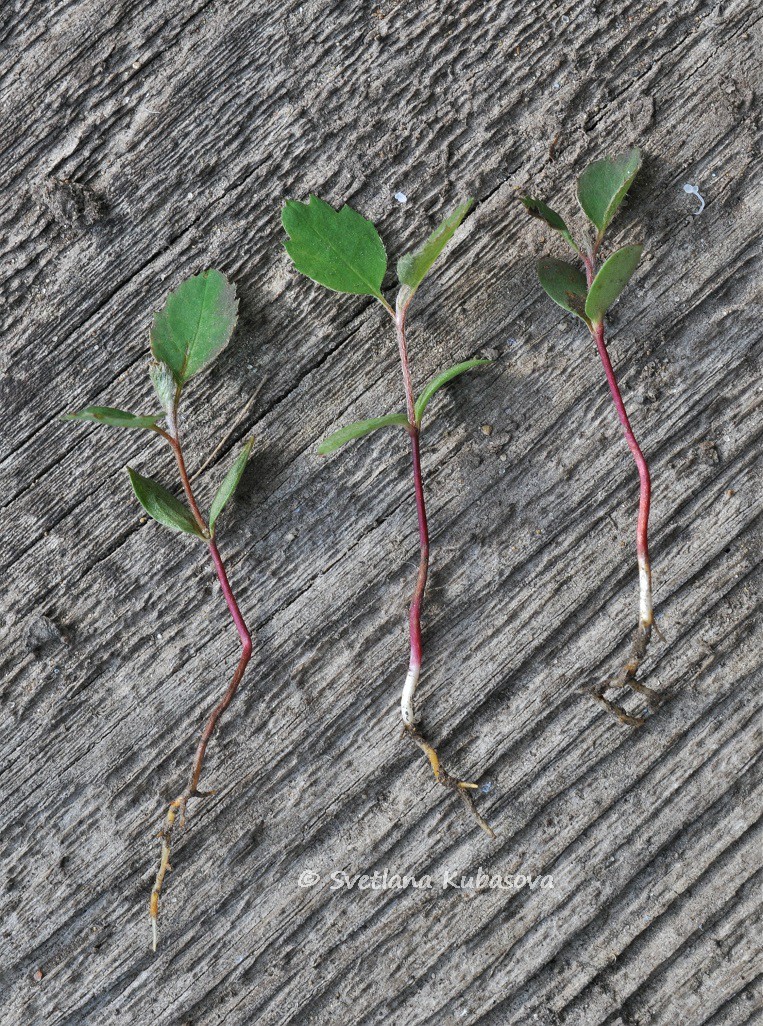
[
  {"x1": 408, "y1": 428, "x2": 429, "y2": 679},
  {"x1": 187, "y1": 538, "x2": 252, "y2": 795},
  {"x1": 162, "y1": 418, "x2": 253, "y2": 795},
  {"x1": 583, "y1": 252, "x2": 652, "y2": 619},
  {"x1": 590, "y1": 321, "x2": 651, "y2": 567},
  {"x1": 395, "y1": 304, "x2": 429, "y2": 689}
]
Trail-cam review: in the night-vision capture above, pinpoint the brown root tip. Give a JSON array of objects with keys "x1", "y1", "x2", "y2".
[
  {"x1": 403, "y1": 723, "x2": 496, "y2": 839},
  {"x1": 586, "y1": 620, "x2": 663, "y2": 727}
]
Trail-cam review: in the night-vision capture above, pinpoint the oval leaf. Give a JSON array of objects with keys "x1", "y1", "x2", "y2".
[
  {"x1": 282, "y1": 196, "x2": 387, "y2": 299},
  {"x1": 585, "y1": 245, "x2": 643, "y2": 325},
  {"x1": 127, "y1": 467, "x2": 205, "y2": 537},
  {"x1": 536, "y1": 258, "x2": 589, "y2": 321},
  {"x1": 415, "y1": 359, "x2": 490, "y2": 424},
  {"x1": 396, "y1": 199, "x2": 473, "y2": 294},
  {"x1": 63, "y1": 406, "x2": 163, "y2": 429},
  {"x1": 318, "y1": 414, "x2": 409, "y2": 455},
  {"x1": 520, "y1": 196, "x2": 578, "y2": 251},
  {"x1": 150, "y1": 269, "x2": 239, "y2": 387},
  {"x1": 209, "y1": 438, "x2": 254, "y2": 532},
  {"x1": 576, "y1": 148, "x2": 641, "y2": 236}
]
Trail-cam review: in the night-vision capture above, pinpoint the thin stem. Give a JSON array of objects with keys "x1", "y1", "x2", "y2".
[
  {"x1": 396, "y1": 302, "x2": 427, "y2": 728},
  {"x1": 393, "y1": 300, "x2": 494, "y2": 836},
  {"x1": 582, "y1": 253, "x2": 658, "y2": 725},
  {"x1": 149, "y1": 412, "x2": 253, "y2": 950},
  {"x1": 589, "y1": 319, "x2": 652, "y2": 628}
]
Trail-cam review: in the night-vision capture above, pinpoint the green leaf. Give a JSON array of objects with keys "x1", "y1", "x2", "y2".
[
  {"x1": 536, "y1": 258, "x2": 589, "y2": 321},
  {"x1": 63, "y1": 406, "x2": 163, "y2": 429},
  {"x1": 209, "y1": 438, "x2": 254, "y2": 532},
  {"x1": 414, "y1": 359, "x2": 490, "y2": 424},
  {"x1": 585, "y1": 245, "x2": 643, "y2": 325},
  {"x1": 396, "y1": 199, "x2": 473, "y2": 293},
  {"x1": 576, "y1": 148, "x2": 642, "y2": 236},
  {"x1": 150, "y1": 269, "x2": 239, "y2": 387},
  {"x1": 317, "y1": 414, "x2": 409, "y2": 455},
  {"x1": 282, "y1": 196, "x2": 387, "y2": 299},
  {"x1": 519, "y1": 196, "x2": 578, "y2": 251},
  {"x1": 127, "y1": 468, "x2": 205, "y2": 537}
]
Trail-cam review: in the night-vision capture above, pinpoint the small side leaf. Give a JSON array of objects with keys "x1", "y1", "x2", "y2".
[
  {"x1": 209, "y1": 439, "x2": 254, "y2": 532},
  {"x1": 282, "y1": 196, "x2": 387, "y2": 300},
  {"x1": 415, "y1": 359, "x2": 490, "y2": 424},
  {"x1": 536, "y1": 258, "x2": 589, "y2": 321},
  {"x1": 396, "y1": 198, "x2": 473, "y2": 294},
  {"x1": 150, "y1": 269, "x2": 238, "y2": 387},
  {"x1": 63, "y1": 406, "x2": 163, "y2": 429},
  {"x1": 585, "y1": 245, "x2": 643, "y2": 325},
  {"x1": 520, "y1": 196, "x2": 578, "y2": 251},
  {"x1": 576, "y1": 148, "x2": 642, "y2": 236},
  {"x1": 127, "y1": 468, "x2": 205, "y2": 537},
  {"x1": 317, "y1": 414, "x2": 409, "y2": 455}
]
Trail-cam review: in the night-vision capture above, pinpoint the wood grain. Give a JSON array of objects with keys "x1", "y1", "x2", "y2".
[{"x1": 1, "y1": 1, "x2": 761, "y2": 1024}]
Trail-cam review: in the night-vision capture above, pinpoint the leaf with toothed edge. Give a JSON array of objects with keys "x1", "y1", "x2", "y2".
[
  {"x1": 150, "y1": 270, "x2": 239, "y2": 387},
  {"x1": 282, "y1": 196, "x2": 387, "y2": 299},
  {"x1": 63, "y1": 406, "x2": 163, "y2": 429},
  {"x1": 415, "y1": 360, "x2": 490, "y2": 424},
  {"x1": 209, "y1": 439, "x2": 254, "y2": 532},
  {"x1": 127, "y1": 468, "x2": 206, "y2": 537},
  {"x1": 318, "y1": 414, "x2": 409, "y2": 455}
]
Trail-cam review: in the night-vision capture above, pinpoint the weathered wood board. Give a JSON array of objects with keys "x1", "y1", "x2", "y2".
[{"x1": 1, "y1": 1, "x2": 761, "y2": 1023}]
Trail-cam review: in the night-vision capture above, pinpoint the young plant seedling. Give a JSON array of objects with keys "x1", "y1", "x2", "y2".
[
  {"x1": 521, "y1": 148, "x2": 662, "y2": 727},
  {"x1": 65, "y1": 270, "x2": 255, "y2": 949},
  {"x1": 282, "y1": 195, "x2": 494, "y2": 836}
]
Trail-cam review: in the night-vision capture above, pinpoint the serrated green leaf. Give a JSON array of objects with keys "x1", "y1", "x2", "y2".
[
  {"x1": 585, "y1": 245, "x2": 643, "y2": 325},
  {"x1": 127, "y1": 467, "x2": 205, "y2": 537},
  {"x1": 317, "y1": 414, "x2": 409, "y2": 455},
  {"x1": 396, "y1": 199, "x2": 473, "y2": 294},
  {"x1": 576, "y1": 148, "x2": 642, "y2": 236},
  {"x1": 520, "y1": 196, "x2": 578, "y2": 251},
  {"x1": 282, "y1": 196, "x2": 387, "y2": 299},
  {"x1": 536, "y1": 258, "x2": 589, "y2": 321},
  {"x1": 209, "y1": 438, "x2": 254, "y2": 532},
  {"x1": 150, "y1": 269, "x2": 238, "y2": 387},
  {"x1": 63, "y1": 406, "x2": 163, "y2": 429},
  {"x1": 415, "y1": 359, "x2": 490, "y2": 424}
]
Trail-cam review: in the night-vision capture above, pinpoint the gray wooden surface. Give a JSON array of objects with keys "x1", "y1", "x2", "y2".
[{"x1": 1, "y1": 1, "x2": 761, "y2": 1024}]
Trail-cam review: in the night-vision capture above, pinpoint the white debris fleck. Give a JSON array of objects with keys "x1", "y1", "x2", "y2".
[
  {"x1": 682, "y1": 182, "x2": 705, "y2": 215},
  {"x1": 394, "y1": 191, "x2": 408, "y2": 204}
]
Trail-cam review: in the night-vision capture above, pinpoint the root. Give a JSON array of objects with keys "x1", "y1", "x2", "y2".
[
  {"x1": 404, "y1": 723, "x2": 496, "y2": 839},
  {"x1": 149, "y1": 787, "x2": 215, "y2": 951},
  {"x1": 585, "y1": 622, "x2": 663, "y2": 728}
]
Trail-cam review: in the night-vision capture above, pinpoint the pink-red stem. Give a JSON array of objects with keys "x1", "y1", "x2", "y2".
[
  {"x1": 167, "y1": 426, "x2": 253, "y2": 796},
  {"x1": 583, "y1": 254, "x2": 651, "y2": 587},
  {"x1": 395, "y1": 304, "x2": 429, "y2": 695},
  {"x1": 407, "y1": 428, "x2": 429, "y2": 682}
]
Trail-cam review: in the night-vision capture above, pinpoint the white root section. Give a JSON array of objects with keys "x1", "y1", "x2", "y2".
[
  {"x1": 638, "y1": 557, "x2": 653, "y2": 629},
  {"x1": 401, "y1": 665, "x2": 420, "y2": 726}
]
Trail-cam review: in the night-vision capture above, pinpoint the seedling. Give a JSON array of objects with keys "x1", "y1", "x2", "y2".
[
  {"x1": 521, "y1": 148, "x2": 661, "y2": 726},
  {"x1": 65, "y1": 270, "x2": 255, "y2": 948},
  {"x1": 282, "y1": 195, "x2": 494, "y2": 836}
]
